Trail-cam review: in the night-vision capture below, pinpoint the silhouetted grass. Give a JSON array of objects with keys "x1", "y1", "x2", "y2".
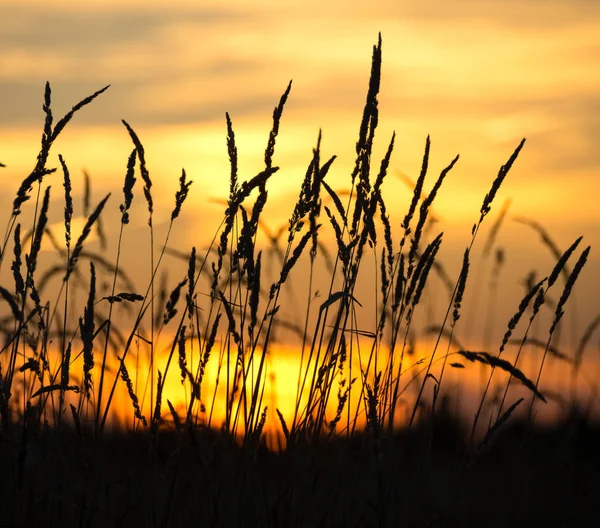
[{"x1": 0, "y1": 36, "x2": 595, "y2": 527}]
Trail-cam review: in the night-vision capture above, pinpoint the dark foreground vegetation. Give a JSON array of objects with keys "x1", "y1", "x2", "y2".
[
  {"x1": 0, "y1": 35, "x2": 597, "y2": 526},
  {"x1": 2, "y1": 408, "x2": 599, "y2": 527}
]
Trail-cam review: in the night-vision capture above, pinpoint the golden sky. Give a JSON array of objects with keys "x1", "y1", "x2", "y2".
[{"x1": 1, "y1": 0, "x2": 599, "y2": 344}]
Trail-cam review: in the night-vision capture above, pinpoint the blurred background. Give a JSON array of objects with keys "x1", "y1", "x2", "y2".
[{"x1": 1, "y1": 0, "x2": 599, "y2": 425}]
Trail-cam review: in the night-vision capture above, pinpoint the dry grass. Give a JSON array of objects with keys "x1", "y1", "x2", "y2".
[{"x1": 0, "y1": 36, "x2": 596, "y2": 527}]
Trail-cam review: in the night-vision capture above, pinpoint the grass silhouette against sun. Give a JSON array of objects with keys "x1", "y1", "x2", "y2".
[{"x1": 0, "y1": 35, "x2": 597, "y2": 527}]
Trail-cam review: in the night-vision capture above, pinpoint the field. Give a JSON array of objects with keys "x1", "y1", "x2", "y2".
[{"x1": 1, "y1": 36, "x2": 598, "y2": 527}]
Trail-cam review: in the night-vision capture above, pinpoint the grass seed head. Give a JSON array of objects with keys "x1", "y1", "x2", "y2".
[{"x1": 59, "y1": 154, "x2": 73, "y2": 250}]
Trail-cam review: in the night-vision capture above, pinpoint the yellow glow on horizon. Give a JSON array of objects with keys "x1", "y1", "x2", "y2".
[{"x1": 25, "y1": 334, "x2": 598, "y2": 451}]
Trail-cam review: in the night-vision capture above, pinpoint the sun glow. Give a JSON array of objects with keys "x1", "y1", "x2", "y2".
[{"x1": 15, "y1": 330, "x2": 597, "y2": 453}]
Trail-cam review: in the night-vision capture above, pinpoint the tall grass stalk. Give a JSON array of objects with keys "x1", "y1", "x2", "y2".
[{"x1": 0, "y1": 41, "x2": 592, "y2": 523}]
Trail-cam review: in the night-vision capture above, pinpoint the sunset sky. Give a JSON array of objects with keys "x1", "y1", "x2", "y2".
[{"x1": 1, "y1": 0, "x2": 599, "y2": 347}]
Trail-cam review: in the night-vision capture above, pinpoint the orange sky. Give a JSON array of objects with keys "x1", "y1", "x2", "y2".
[{"x1": 1, "y1": 0, "x2": 599, "y2": 351}]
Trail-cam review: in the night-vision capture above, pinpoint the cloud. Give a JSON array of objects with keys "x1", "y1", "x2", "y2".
[
  {"x1": 369, "y1": 0, "x2": 600, "y2": 29},
  {"x1": 0, "y1": 5, "x2": 246, "y2": 50}
]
